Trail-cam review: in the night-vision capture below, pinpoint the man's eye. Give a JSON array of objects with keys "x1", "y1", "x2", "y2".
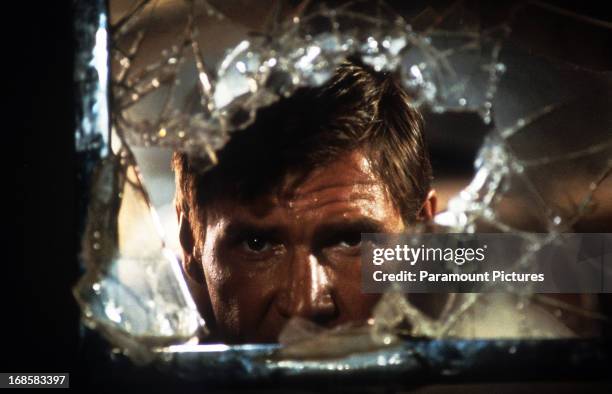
[
  {"x1": 337, "y1": 232, "x2": 362, "y2": 248},
  {"x1": 242, "y1": 236, "x2": 271, "y2": 253}
]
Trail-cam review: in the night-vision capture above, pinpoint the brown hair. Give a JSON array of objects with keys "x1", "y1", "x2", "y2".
[{"x1": 174, "y1": 61, "x2": 432, "y2": 224}]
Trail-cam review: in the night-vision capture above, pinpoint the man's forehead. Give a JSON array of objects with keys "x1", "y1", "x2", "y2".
[
  {"x1": 206, "y1": 150, "x2": 395, "y2": 221},
  {"x1": 282, "y1": 150, "x2": 378, "y2": 197}
]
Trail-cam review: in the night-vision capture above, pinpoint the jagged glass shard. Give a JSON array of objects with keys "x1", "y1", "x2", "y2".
[
  {"x1": 273, "y1": 318, "x2": 394, "y2": 359},
  {"x1": 371, "y1": 290, "x2": 577, "y2": 340},
  {"x1": 213, "y1": 40, "x2": 262, "y2": 109},
  {"x1": 372, "y1": 289, "x2": 437, "y2": 338},
  {"x1": 288, "y1": 37, "x2": 340, "y2": 86},
  {"x1": 74, "y1": 151, "x2": 204, "y2": 362},
  {"x1": 399, "y1": 28, "x2": 507, "y2": 120},
  {"x1": 111, "y1": 0, "x2": 247, "y2": 161},
  {"x1": 75, "y1": 0, "x2": 110, "y2": 156}
]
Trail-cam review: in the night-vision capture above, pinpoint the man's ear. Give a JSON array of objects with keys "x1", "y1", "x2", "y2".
[
  {"x1": 418, "y1": 189, "x2": 437, "y2": 221},
  {"x1": 178, "y1": 212, "x2": 216, "y2": 332},
  {"x1": 178, "y1": 212, "x2": 204, "y2": 283}
]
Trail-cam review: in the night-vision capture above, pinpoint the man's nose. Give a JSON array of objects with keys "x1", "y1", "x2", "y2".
[{"x1": 277, "y1": 252, "x2": 338, "y2": 325}]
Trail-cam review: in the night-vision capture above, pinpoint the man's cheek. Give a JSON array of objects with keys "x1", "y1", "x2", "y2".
[
  {"x1": 213, "y1": 295, "x2": 241, "y2": 336},
  {"x1": 212, "y1": 265, "x2": 281, "y2": 333},
  {"x1": 329, "y1": 263, "x2": 380, "y2": 320},
  {"x1": 217, "y1": 268, "x2": 279, "y2": 313},
  {"x1": 329, "y1": 257, "x2": 362, "y2": 283}
]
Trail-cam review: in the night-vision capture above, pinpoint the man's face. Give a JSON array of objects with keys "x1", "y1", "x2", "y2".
[{"x1": 189, "y1": 150, "x2": 405, "y2": 343}]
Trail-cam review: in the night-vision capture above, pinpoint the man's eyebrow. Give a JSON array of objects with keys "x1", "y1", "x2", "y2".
[
  {"x1": 314, "y1": 218, "x2": 386, "y2": 240},
  {"x1": 223, "y1": 221, "x2": 284, "y2": 240}
]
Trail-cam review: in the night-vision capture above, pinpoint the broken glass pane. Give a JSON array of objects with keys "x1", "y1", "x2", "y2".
[{"x1": 74, "y1": 0, "x2": 611, "y2": 367}]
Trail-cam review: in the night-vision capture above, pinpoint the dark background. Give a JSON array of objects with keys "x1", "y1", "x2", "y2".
[
  {"x1": 12, "y1": 0, "x2": 612, "y2": 390},
  {"x1": 13, "y1": 0, "x2": 79, "y2": 379}
]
